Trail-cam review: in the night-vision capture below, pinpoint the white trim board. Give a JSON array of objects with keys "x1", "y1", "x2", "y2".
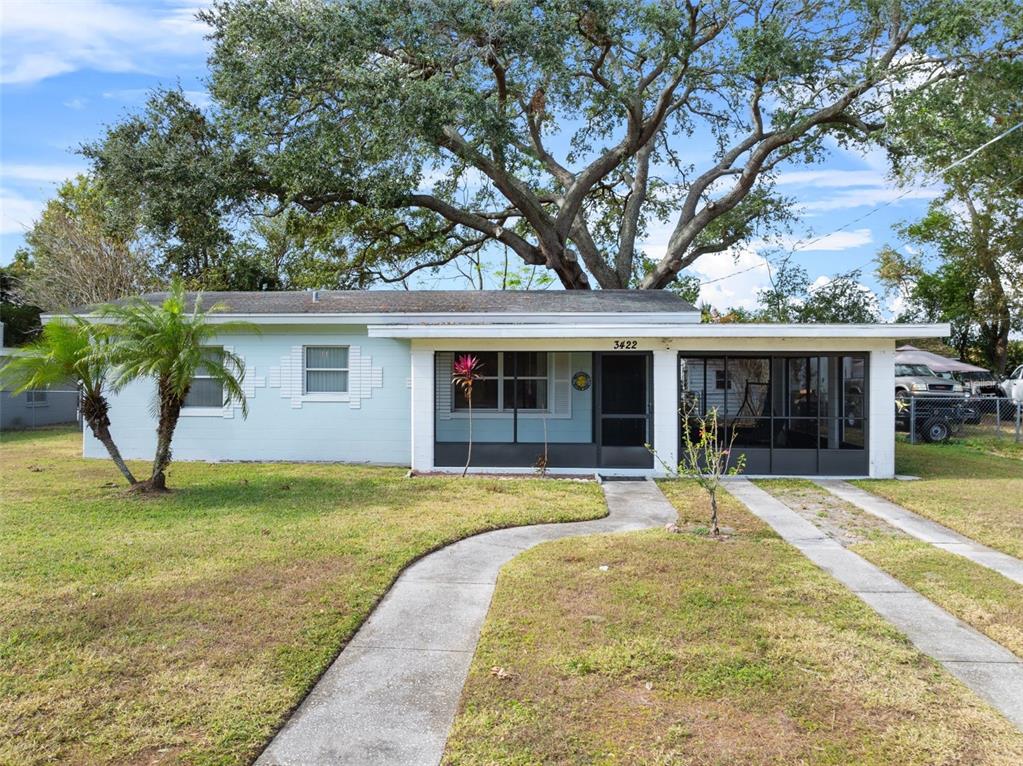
[{"x1": 369, "y1": 322, "x2": 950, "y2": 339}]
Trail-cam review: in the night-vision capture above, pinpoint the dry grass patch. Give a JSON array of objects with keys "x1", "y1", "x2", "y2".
[
  {"x1": 852, "y1": 441, "x2": 1023, "y2": 558},
  {"x1": 442, "y1": 482, "x2": 1023, "y2": 766},
  {"x1": 762, "y1": 479, "x2": 1023, "y2": 658},
  {"x1": 0, "y1": 427, "x2": 605, "y2": 766}
]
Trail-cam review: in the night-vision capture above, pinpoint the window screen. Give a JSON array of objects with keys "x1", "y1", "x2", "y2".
[{"x1": 305, "y1": 346, "x2": 349, "y2": 393}]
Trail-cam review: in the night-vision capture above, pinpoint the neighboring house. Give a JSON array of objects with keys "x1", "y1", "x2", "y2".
[
  {"x1": 0, "y1": 346, "x2": 79, "y2": 431},
  {"x1": 55, "y1": 290, "x2": 948, "y2": 477}
]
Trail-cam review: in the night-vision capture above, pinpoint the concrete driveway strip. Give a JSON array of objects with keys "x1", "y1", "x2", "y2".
[
  {"x1": 815, "y1": 479, "x2": 1023, "y2": 586},
  {"x1": 255, "y1": 480, "x2": 676, "y2": 766},
  {"x1": 725, "y1": 477, "x2": 1023, "y2": 730}
]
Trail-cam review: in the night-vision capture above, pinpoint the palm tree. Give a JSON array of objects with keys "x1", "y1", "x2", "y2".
[
  {"x1": 99, "y1": 280, "x2": 252, "y2": 491},
  {"x1": 0, "y1": 319, "x2": 137, "y2": 485}
]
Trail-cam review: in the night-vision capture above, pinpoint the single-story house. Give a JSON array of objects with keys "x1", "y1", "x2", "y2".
[{"x1": 61, "y1": 290, "x2": 948, "y2": 477}]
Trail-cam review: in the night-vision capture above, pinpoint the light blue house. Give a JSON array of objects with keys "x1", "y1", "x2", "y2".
[{"x1": 67, "y1": 290, "x2": 948, "y2": 477}]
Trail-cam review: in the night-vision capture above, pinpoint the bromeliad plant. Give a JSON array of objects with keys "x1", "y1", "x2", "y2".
[
  {"x1": 452, "y1": 354, "x2": 485, "y2": 477},
  {"x1": 652, "y1": 400, "x2": 745, "y2": 537},
  {"x1": 0, "y1": 318, "x2": 137, "y2": 486},
  {"x1": 99, "y1": 280, "x2": 254, "y2": 491}
]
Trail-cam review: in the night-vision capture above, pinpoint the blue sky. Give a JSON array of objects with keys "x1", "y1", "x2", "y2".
[{"x1": 1, "y1": 0, "x2": 943, "y2": 311}]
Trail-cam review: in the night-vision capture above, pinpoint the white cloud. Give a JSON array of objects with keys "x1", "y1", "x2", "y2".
[
  {"x1": 775, "y1": 169, "x2": 887, "y2": 188},
  {"x1": 0, "y1": 1, "x2": 210, "y2": 85},
  {"x1": 63, "y1": 97, "x2": 89, "y2": 110},
  {"x1": 692, "y1": 248, "x2": 773, "y2": 311},
  {"x1": 2, "y1": 163, "x2": 86, "y2": 185},
  {"x1": 0, "y1": 187, "x2": 44, "y2": 235},
  {"x1": 798, "y1": 186, "x2": 938, "y2": 213},
  {"x1": 783, "y1": 227, "x2": 874, "y2": 252}
]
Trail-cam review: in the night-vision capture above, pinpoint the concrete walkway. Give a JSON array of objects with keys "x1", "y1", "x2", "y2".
[
  {"x1": 815, "y1": 479, "x2": 1023, "y2": 586},
  {"x1": 255, "y1": 480, "x2": 677, "y2": 766},
  {"x1": 725, "y1": 478, "x2": 1023, "y2": 730}
]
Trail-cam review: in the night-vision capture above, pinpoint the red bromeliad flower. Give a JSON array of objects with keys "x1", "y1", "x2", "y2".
[{"x1": 452, "y1": 354, "x2": 484, "y2": 399}]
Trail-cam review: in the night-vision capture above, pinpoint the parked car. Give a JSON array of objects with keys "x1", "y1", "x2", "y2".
[
  {"x1": 894, "y1": 363, "x2": 965, "y2": 402},
  {"x1": 954, "y1": 369, "x2": 1003, "y2": 397},
  {"x1": 1002, "y1": 364, "x2": 1023, "y2": 403}
]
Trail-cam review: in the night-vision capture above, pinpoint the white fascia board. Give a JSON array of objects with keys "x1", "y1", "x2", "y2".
[
  {"x1": 43, "y1": 310, "x2": 701, "y2": 326},
  {"x1": 368, "y1": 322, "x2": 951, "y2": 339}
]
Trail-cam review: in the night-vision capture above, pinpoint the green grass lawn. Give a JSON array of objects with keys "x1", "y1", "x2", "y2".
[
  {"x1": 0, "y1": 427, "x2": 605, "y2": 766},
  {"x1": 852, "y1": 440, "x2": 1023, "y2": 558},
  {"x1": 760, "y1": 479, "x2": 1023, "y2": 658},
  {"x1": 443, "y1": 484, "x2": 1023, "y2": 765}
]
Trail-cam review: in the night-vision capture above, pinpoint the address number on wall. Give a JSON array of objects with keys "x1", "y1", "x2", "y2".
[{"x1": 612, "y1": 340, "x2": 639, "y2": 350}]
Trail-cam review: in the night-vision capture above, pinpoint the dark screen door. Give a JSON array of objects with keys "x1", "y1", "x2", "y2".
[{"x1": 597, "y1": 353, "x2": 652, "y2": 468}]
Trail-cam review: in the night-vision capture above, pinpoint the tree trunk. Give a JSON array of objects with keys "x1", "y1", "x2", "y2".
[
  {"x1": 80, "y1": 391, "x2": 137, "y2": 485},
  {"x1": 709, "y1": 491, "x2": 720, "y2": 537},
  {"x1": 147, "y1": 378, "x2": 183, "y2": 491}
]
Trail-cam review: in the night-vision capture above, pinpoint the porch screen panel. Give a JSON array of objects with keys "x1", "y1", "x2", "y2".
[{"x1": 726, "y1": 357, "x2": 771, "y2": 448}]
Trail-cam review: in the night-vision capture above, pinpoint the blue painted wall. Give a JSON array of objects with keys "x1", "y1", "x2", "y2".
[{"x1": 84, "y1": 326, "x2": 412, "y2": 464}]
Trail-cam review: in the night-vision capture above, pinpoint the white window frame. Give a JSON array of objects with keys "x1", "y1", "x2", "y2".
[
  {"x1": 302, "y1": 345, "x2": 350, "y2": 402},
  {"x1": 451, "y1": 351, "x2": 551, "y2": 416},
  {"x1": 25, "y1": 389, "x2": 48, "y2": 407},
  {"x1": 181, "y1": 346, "x2": 227, "y2": 417}
]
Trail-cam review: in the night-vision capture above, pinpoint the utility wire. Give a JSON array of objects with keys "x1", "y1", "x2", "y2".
[{"x1": 697, "y1": 118, "x2": 1023, "y2": 288}]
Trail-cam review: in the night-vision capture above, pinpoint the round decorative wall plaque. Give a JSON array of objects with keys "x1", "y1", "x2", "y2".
[{"x1": 572, "y1": 371, "x2": 592, "y2": 391}]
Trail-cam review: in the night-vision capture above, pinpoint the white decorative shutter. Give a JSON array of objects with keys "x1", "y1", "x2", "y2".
[
  {"x1": 436, "y1": 352, "x2": 453, "y2": 418},
  {"x1": 552, "y1": 352, "x2": 571, "y2": 416}
]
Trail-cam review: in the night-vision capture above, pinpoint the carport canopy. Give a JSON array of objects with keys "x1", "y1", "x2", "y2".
[{"x1": 895, "y1": 345, "x2": 989, "y2": 374}]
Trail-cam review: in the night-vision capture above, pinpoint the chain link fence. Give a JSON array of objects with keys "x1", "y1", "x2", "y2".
[{"x1": 898, "y1": 395, "x2": 1022, "y2": 444}]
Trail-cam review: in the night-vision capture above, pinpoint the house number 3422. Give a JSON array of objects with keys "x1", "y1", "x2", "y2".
[{"x1": 613, "y1": 340, "x2": 638, "y2": 350}]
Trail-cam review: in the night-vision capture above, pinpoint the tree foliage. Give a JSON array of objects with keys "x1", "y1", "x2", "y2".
[
  {"x1": 716, "y1": 260, "x2": 881, "y2": 323},
  {"x1": 14, "y1": 175, "x2": 156, "y2": 311},
  {"x1": 879, "y1": 60, "x2": 1023, "y2": 373},
  {"x1": 85, "y1": 0, "x2": 1022, "y2": 290}
]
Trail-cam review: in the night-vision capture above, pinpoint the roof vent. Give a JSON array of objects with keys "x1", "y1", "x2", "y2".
[{"x1": 311, "y1": 290, "x2": 319, "y2": 303}]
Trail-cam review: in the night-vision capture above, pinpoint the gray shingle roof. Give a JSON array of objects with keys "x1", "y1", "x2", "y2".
[{"x1": 84, "y1": 290, "x2": 697, "y2": 315}]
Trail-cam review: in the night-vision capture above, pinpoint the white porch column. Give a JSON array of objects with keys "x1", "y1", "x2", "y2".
[
  {"x1": 410, "y1": 343, "x2": 435, "y2": 473},
  {"x1": 651, "y1": 348, "x2": 679, "y2": 475},
  {"x1": 869, "y1": 345, "x2": 895, "y2": 478}
]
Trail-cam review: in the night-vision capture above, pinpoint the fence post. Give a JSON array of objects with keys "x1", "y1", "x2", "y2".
[
  {"x1": 996, "y1": 397, "x2": 1002, "y2": 433},
  {"x1": 909, "y1": 395, "x2": 916, "y2": 445},
  {"x1": 1016, "y1": 401, "x2": 1021, "y2": 444}
]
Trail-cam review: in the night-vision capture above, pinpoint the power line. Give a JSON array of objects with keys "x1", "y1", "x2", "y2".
[{"x1": 696, "y1": 118, "x2": 1023, "y2": 288}]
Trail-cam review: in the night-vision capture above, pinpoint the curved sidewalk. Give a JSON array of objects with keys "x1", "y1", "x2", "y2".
[{"x1": 256, "y1": 480, "x2": 676, "y2": 766}]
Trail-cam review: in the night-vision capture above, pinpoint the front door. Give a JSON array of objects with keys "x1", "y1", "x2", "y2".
[{"x1": 596, "y1": 352, "x2": 653, "y2": 468}]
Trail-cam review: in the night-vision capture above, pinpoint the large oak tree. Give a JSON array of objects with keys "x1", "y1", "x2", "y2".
[{"x1": 87, "y1": 0, "x2": 1021, "y2": 290}]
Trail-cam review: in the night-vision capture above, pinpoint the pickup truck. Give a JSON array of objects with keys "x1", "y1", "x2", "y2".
[{"x1": 1002, "y1": 365, "x2": 1023, "y2": 403}]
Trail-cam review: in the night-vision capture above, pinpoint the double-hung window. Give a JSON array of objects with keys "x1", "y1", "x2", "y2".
[
  {"x1": 183, "y1": 347, "x2": 225, "y2": 408},
  {"x1": 25, "y1": 389, "x2": 48, "y2": 406},
  {"x1": 452, "y1": 351, "x2": 548, "y2": 412},
  {"x1": 305, "y1": 346, "x2": 349, "y2": 394}
]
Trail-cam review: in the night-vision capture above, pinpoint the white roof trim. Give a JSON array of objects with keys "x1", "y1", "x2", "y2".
[{"x1": 367, "y1": 322, "x2": 951, "y2": 339}]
